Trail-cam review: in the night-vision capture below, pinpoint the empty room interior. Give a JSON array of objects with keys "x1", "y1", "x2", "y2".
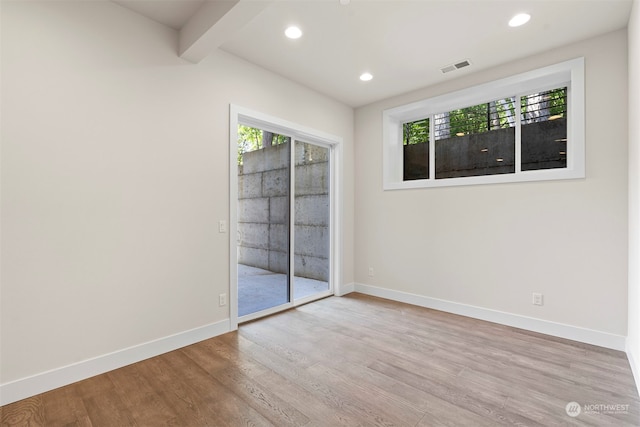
[{"x1": 2, "y1": 0, "x2": 640, "y2": 425}]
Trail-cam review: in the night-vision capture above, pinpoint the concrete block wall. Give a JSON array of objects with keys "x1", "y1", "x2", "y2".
[
  {"x1": 238, "y1": 142, "x2": 329, "y2": 282},
  {"x1": 403, "y1": 119, "x2": 567, "y2": 180}
]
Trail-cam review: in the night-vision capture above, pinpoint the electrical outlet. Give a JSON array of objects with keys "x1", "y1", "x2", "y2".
[
  {"x1": 532, "y1": 293, "x2": 544, "y2": 306},
  {"x1": 219, "y1": 293, "x2": 227, "y2": 306},
  {"x1": 368, "y1": 267, "x2": 374, "y2": 277},
  {"x1": 218, "y1": 220, "x2": 227, "y2": 233}
]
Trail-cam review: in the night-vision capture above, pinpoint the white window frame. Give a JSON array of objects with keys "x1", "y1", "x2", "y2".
[{"x1": 382, "y1": 57, "x2": 585, "y2": 190}]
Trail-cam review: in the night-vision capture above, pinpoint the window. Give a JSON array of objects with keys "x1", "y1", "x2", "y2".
[
  {"x1": 403, "y1": 118, "x2": 429, "y2": 180},
  {"x1": 521, "y1": 88, "x2": 568, "y2": 172},
  {"x1": 383, "y1": 58, "x2": 584, "y2": 190},
  {"x1": 432, "y1": 96, "x2": 517, "y2": 179}
]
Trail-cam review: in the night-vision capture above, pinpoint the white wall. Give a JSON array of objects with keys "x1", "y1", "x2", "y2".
[
  {"x1": 0, "y1": 0, "x2": 354, "y2": 397},
  {"x1": 354, "y1": 30, "x2": 628, "y2": 345},
  {"x1": 628, "y1": 0, "x2": 640, "y2": 389}
]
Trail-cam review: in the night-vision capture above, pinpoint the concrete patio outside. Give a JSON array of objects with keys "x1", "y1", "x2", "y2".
[{"x1": 238, "y1": 264, "x2": 330, "y2": 317}]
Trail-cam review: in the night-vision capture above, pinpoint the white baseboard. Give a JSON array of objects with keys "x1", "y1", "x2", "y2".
[
  {"x1": 0, "y1": 319, "x2": 231, "y2": 406},
  {"x1": 354, "y1": 283, "x2": 626, "y2": 351},
  {"x1": 336, "y1": 282, "x2": 355, "y2": 296},
  {"x1": 626, "y1": 345, "x2": 640, "y2": 397}
]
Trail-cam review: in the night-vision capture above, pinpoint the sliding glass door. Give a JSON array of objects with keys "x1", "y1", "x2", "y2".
[
  {"x1": 293, "y1": 141, "x2": 330, "y2": 302},
  {"x1": 236, "y1": 125, "x2": 332, "y2": 321},
  {"x1": 236, "y1": 127, "x2": 291, "y2": 317}
]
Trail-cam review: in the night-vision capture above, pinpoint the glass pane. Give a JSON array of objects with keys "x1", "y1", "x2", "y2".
[
  {"x1": 521, "y1": 87, "x2": 568, "y2": 171},
  {"x1": 436, "y1": 98, "x2": 516, "y2": 179},
  {"x1": 237, "y1": 126, "x2": 290, "y2": 317},
  {"x1": 294, "y1": 141, "x2": 330, "y2": 300},
  {"x1": 403, "y1": 118, "x2": 429, "y2": 180}
]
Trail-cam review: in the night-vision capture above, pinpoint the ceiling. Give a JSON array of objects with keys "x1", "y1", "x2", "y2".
[
  {"x1": 112, "y1": 0, "x2": 633, "y2": 108},
  {"x1": 112, "y1": 0, "x2": 206, "y2": 30}
]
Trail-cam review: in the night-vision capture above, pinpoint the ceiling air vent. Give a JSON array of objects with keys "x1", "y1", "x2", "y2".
[{"x1": 440, "y1": 59, "x2": 471, "y2": 74}]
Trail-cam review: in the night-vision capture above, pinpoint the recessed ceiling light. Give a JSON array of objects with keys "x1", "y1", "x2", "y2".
[
  {"x1": 509, "y1": 13, "x2": 531, "y2": 27},
  {"x1": 285, "y1": 26, "x2": 302, "y2": 39},
  {"x1": 360, "y1": 72, "x2": 373, "y2": 82}
]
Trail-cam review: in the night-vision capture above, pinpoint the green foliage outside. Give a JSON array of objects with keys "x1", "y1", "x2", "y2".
[
  {"x1": 403, "y1": 87, "x2": 567, "y2": 146},
  {"x1": 449, "y1": 98, "x2": 515, "y2": 135},
  {"x1": 237, "y1": 125, "x2": 288, "y2": 165},
  {"x1": 403, "y1": 118, "x2": 429, "y2": 146},
  {"x1": 521, "y1": 87, "x2": 567, "y2": 121}
]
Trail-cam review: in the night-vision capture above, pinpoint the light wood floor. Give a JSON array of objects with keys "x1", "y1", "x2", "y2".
[{"x1": 2, "y1": 293, "x2": 639, "y2": 426}]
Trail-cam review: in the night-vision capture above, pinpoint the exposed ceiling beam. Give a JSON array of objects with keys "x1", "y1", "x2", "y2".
[{"x1": 179, "y1": 0, "x2": 272, "y2": 63}]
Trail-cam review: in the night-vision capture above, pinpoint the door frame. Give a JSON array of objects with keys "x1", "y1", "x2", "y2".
[{"x1": 229, "y1": 105, "x2": 343, "y2": 330}]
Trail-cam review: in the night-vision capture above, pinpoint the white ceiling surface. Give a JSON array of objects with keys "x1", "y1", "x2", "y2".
[
  {"x1": 113, "y1": 0, "x2": 633, "y2": 107},
  {"x1": 112, "y1": 0, "x2": 206, "y2": 30}
]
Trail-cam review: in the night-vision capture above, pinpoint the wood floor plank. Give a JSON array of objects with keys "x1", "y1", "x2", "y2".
[
  {"x1": 305, "y1": 363, "x2": 424, "y2": 426},
  {"x1": 181, "y1": 336, "x2": 268, "y2": 380},
  {"x1": 451, "y1": 345, "x2": 640, "y2": 409},
  {"x1": 82, "y1": 393, "x2": 138, "y2": 427},
  {"x1": 133, "y1": 355, "x2": 215, "y2": 426},
  {"x1": 107, "y1": 363, "x2": 178, "y2": 426},
  {"x1": 457, "y1": 367, "x2": 589, "y2": 426},
  {"x1": 182, "y1": 335, "x2": 310, "y2": 427},
  {"x1": 41, "y1": 385, "x2": 91, "y2": 427},
  {"x1": 367, "y1": 358, "x2": 545, "y2": 426},
  {"x1": 230, "y1": 331, "x2": 413, "y2": 426},
  {"x1": 2, "y1": 293, "x2": 640, "y2": 426},
  {"x1": 414, "y1": 396, "x2": 501, "y2": 427},
  {"x1": 160, "y1": 349, "x2": 274, "y2": 427},
  {"x1": 252, "y1": 369, "x2": 363, "y2": 427},
  {"x1": 0, "y1": 396, "x2": 45, "y2": 427},
  {"x1": 70, "y1": 374, "x2": 138, "y2": 426},
  {"x1": 239, "y1": 322, "x2": 317, "y2": 369},
  {"x1": 210, "y1": 367, "x2": 310, "y2": 427}
]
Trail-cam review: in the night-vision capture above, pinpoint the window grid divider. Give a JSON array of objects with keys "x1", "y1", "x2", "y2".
[
  {"x1": 429, "y1": 118, "x2": 435, "y2": 180},
  {"x1": 515, "y1": 95, "x2": 522, "y2": 174}
]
